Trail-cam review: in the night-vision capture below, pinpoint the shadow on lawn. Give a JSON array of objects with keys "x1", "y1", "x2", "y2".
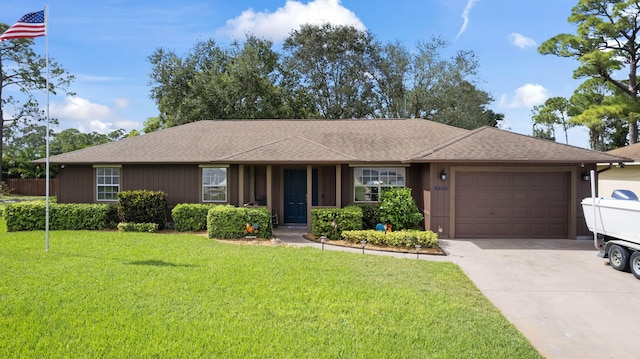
[{"x1": 124, "y1": 260, "x2": 199, "y2": 268}]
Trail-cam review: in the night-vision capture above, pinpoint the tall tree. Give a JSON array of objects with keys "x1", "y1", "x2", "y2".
[
  {"x1": 0, "y1": 25, "x2": 74, "y2": 182},
  {"x1": 282, "y1": 23, "x2": 378, "y2": 119},
  {"x1": 49, "y1": 128, "x2": 127, "y2": 155},
  {"x1": 539, "y1": 0, "x2": 640, "y2": 144},
  {"x1": 407, "y1": 37, "x2": 500, "y2": 129},
  {"x1": 2, "y1": 122, "x2": 48, "y2": 178},
  {"x1": 148, "y1": 36, "x2": 289, "y2": 129},
  {"x1": 369, "y1": 41, "x2": 411, "y2": 118},
  {"x1": 569, "y1": 78, "x2": 629, "y2": 150},
  {"x1": 148, "y1": 29, "x2": 501, "y2": 130},
  {"x1": 531, "y1": 96, "x2": 573, "y2": 144}
]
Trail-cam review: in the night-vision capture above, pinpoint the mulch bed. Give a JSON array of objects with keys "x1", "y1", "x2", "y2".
[
  {"x1": 187, "y1": 231, "x2": 446, "y2": 255},
  {"x1": 302, "y1": 233, "x2": 445, "y2": 256}
]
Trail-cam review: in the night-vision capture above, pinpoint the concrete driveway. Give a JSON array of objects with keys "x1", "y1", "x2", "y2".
[
  {"x1": 440, "y1": 238, "x2": 640, "y2": 359},
  {"x1": 274, "y1": 227, "x2": 640, "y2": 358}
]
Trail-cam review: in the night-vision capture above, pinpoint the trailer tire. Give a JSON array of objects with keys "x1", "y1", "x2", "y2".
[
  {"x1": 630, "y1": 252, "x2": 640, "y2": 280},
  {"x1": 608, "y1": 244, "x2": 630, "y2": 272}
]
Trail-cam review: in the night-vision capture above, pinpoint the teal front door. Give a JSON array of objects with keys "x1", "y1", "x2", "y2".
[{"x1": 284, "y1": 169, "x2": 307, "y2": 223}]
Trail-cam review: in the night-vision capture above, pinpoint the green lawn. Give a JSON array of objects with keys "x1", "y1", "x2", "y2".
[{"x1": 0, "y1": 224, "x2": 541, "y2": 358}]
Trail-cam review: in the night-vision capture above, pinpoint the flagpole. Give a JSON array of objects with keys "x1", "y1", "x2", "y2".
[{"x1": 45, "y1": 4, "x2": 50, "y2": 252}]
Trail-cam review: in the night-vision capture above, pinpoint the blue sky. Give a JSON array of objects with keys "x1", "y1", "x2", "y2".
[{"x1": 2, "y1": 0, "x2": 590, "y2": 147}]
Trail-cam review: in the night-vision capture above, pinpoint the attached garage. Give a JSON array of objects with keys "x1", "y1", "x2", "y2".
[{"x1": 454, "y1": 171, "x2": 571, "y2": 238}]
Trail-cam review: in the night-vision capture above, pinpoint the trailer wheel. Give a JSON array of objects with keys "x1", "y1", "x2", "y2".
[
  {"x1": 608, "y1": 245, "x2": 630, "y2": 272},
  {"x1": 630, "y1": 252, "x2": 640, "y2": 280}
]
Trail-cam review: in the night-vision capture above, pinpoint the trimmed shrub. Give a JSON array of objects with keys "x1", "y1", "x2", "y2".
[
  {"x1": 117, "y1": 222, "x2": 158, "y2": 233},
  {"x1": 342, "y1": 229, "x2": 438, "y2": 248},
  {"x1": 117, "y1": 190, "x2": 168, "y2": 229},
  {"x1": 207, "y1": 206, "x2": 272, "y2": 239},
  {"x1": 5, "y1": 201, "x2": 46, "y2": 231},
  {"x1": 172, "y1": 203, "x2": 216, "y2": 232},
  {"x1": 243, "y1": 208, "x2": 273, "y2": 239},
  {"x1": 353, "y1": 203, "x2": 380, "y2": 229},
  {"x1": 379, "y1": 187, "x2": 424, "y2": 230},
  {"x1": 5, "y1": 201, "x2": 114, "y2": 231},
  {"x1": 311, "y1": 206, "x2": 363, "y2": 240},
  {"x1": 105, "y1": 204, "x2": 120, "y2": 229}
]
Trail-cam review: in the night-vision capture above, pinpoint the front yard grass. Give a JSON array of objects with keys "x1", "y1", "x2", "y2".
[{"x1": 0, "y1": 227, "x2": 541, "y2": 358}]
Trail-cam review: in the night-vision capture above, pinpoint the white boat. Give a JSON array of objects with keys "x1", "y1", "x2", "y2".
[{"x1": 581, "y1": 190, "x2": 640, "y2": 244}]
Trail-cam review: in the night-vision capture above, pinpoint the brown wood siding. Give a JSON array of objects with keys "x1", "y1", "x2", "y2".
[
  {"x1": 227, "y1": 165, "x2": 238, "y2": 206},
  {"x1": 341, "y1": 164, "x2": 351, "y2": 206},
  {"x1": 272, "y1": 166, "x2": 282, "y2": 217},
  {"x1": 430, "y1": 164, "x2": 451, "y2": 236},
  {"x1": 57, "y1": 165, "x2": 94, "y2": 203},
  {"x1": 576, "y1": 164, "x2": 596, "y2": 237},
  {"x1": 122, "y1": 164, "x2": 200, "y2": 206},
  {"x1": 317, "y1": 166, "x2": 336, "y2": 206},
  {"x1": 455, "y1": 171, "x2": 570, "y2": 238},
  {"x1": 254, "y1": 166, "x2": 267, "y2": 204},
  {"x1": 406, "y1": 164, "x2": 422, "y2": 222}
]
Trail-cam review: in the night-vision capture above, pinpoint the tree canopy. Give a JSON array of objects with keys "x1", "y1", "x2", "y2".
[
  {"x1": 1, "y1": 24, "x2": 74, "y2": 181},
  {"x1": 539, "y1": 0, "x2": 640, "y2": 145},
  {"x1": 147, "y1": 24, "x2": 501, "y2": 131}
]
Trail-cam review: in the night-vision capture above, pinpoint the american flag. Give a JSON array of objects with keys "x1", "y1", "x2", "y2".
[{"x1": 0, "y1": 10, "x2": 46, "y2": 41}]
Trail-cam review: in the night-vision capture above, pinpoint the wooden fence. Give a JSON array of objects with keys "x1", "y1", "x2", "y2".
[{"x1": 3, "y1": 178, "x2": 56, "y2": 196}]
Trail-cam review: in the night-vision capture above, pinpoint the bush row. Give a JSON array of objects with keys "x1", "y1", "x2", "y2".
[
  {"x1": 171, "y1": 203, "x2": 216, "y2": 232},
  {"x1": 311, "y1": 206, "x2": 362, "y2": 240},
  {"x1": 117, "y1": 190, "x2": 168, "y2": 229},
  {"x1": 5, "y1": 201, "x2": 118, "y2": 231},
  {"x1": 348, "y1": 203, "x2": 381, "y2": 229},
  {"x1": 341, "y1": 230, "x2": 438, "y2": 248},
  {"x1": 207, "y1": 206, "x2": 273, "y2": 239},
  {"x1": 117, "y1": 222, "x2": 159, "y2": 233}
]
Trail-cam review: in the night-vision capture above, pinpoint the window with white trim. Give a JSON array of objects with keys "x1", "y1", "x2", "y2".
[
  {"x1": 96, "y1": 167, "x2": 120, "y2": 201},
  {"x1": 354, "y1": 167, "x2": 406, "y2": 202},
  {"x1": 202, "y1": 167, "x2": 227, "y2": 202}
]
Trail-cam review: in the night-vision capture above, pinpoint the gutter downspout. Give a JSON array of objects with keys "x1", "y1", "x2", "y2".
[{"x1": 597, "y1": 163, "x2": 613, "y2": 175}]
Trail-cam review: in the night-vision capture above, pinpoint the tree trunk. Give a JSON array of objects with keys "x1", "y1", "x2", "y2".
[{"x1": 629, "y1": 120, "x2": 638, "y2": 144}]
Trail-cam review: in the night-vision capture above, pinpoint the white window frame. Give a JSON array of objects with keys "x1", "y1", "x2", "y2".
[
  {"x1": 201, "y1": 165, "x2": 228, "y2": 203},
  {"x1": 95, "y1": 166, "x2": 121, "y2": 201},
  {"x1": 353, "y1": 166, "x2": 406, "y2": 202}
]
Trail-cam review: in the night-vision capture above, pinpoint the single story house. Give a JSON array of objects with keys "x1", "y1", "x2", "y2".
[
  {"x1": 598, "y1": 142, "x2": 640, "y2": 197},
  {"x1": 38, "y1": 118, "x2": 630, "y2": 239}
]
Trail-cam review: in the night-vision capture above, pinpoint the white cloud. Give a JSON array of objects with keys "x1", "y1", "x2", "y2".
[
  {"x1": 216, "y1": 0, "x2": 365, "y2": 42},
  {"x1": 50, "y1": 96, "x2": 140, "y2": 133},
  {"x1": 499, "y1": 84, "x2": 548, "y2": 108},
  {"x1": 50, "y1": 96, "x2": 112, "y2": 121},
  {"x1": 508, "y1": 33, "x2": 537, "y2": 49},
  {"x1": 455, "y1": 0, "x2": 479, "y2": 41}
]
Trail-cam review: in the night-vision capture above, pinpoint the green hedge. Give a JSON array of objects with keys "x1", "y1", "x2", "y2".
[
  {"x1": 341, "y1": 230, "x2": 438, "y2": 248},
  {"x1": 311, "y1": 206, "x2": 363, "y2": 240},
  {"x1": 5, "y1": 201, "x2": 116, "y2": 231},
  {"x1": 117, "y1": 190, "x2": 168, "y2": 229},
  {"x1": 117, "y1": 222, "x2": 159, "y2": 233},
  {"x1": 207, "y1": 206, "x2": 273, "y2": 239},
  {"x1": 352, "y1": 203, "x2": 380, "y2": 229},
  {"x1": 379, "y1": 187, "x2": 424, "y2": 230},
  {"x1": 172, "y1": 203, "x2": 216, "y2": 232}
]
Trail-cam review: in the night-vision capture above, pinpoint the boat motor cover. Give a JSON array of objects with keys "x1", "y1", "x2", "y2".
[{"x1": 611, "y1": 189, "x2": 639, "y2": 201}]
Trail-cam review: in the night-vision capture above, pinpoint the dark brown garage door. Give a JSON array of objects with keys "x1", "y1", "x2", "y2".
[{"x1": 455, "y1": 172, "x2": 569, "y2": 238}]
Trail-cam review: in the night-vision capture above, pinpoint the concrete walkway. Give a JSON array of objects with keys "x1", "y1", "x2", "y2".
[{"x1": 274, "y1": 226, "x2": 640, "y2": 359}]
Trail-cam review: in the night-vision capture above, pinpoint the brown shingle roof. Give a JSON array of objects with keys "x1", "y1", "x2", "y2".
[
  {"x1": 607, "y1": 142, "x2": 640, "y2": 162},
  {"x1": 38, "y1": 119, "x2": 627, "y2": 165},
  {"x1": 410, "y1": 126, "x2": 630, "y2": 163}
]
